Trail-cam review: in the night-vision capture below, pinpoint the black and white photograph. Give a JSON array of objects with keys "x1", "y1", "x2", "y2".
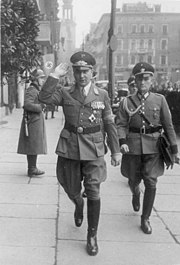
[{"x1": 0, "y1": 0, "x2": 180, "y2": 264}]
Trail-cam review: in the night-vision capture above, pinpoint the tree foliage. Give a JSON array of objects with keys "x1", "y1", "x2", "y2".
[{"x1": 1, "y1": 0, "x2": 42, "y2": 78}]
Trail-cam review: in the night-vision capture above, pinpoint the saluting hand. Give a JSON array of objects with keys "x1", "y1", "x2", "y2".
[{"x1": 53, "y1": 63, "x2": 69, "y2": 78}]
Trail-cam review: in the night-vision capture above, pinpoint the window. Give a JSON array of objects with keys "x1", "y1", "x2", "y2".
[
  {"x1": 139, "y1": 55, "x2": 144, "y2": 62},
  {"x1": 140, "y1": 39, "x2": 144, "y2": 49},
  {"x1": 147, "y1": 55, "x2": 152, "y2": 64},
  {"x1": 148, "y1": 25, "x2": 154, "y2": 33},
  {"x1": 117, "y1": 39, "x2": 123, "y2": 50},
  {"x1": 160, "y1": 55, "x2": 167, "y2": 65},
  {"x1": 131, "y1": 24, "x2": 137, "y2": 33},
  {"x1": 162, "y1": 25, "x2": 168, "y2": 35},
  {"x1": 116, "y1": 54, "x2": 123, "y2": 65},
  {"x1": 131, "y1": 39, "x2": 136, "y2": 50},
  {"x1": 161, "y1": 39, "x2": 168, "y2": 50},
  {"x1": 117, "y1": 24, "x2": 123, "y2": 34},
  {"x1": 131, "y1": 55, "x2": 136, "y2": 65},
  {"x1": 148, "y1": 39, "x2": 153, "y2": 49},
  {"x1": 140, "y1": 24, "x2": 145, "y2": 33}
]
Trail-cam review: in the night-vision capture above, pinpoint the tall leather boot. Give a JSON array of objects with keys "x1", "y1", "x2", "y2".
[
  {"x1": 141, "y1": 188, "x2": 156, "y2": 234},
  {"x1": 129, "y1": 181, "x2": 141, "y2": 212},
  {"x1": 86, "y1": 199, "x2": 100, "y2": 256},
  {"x1": 73, "y1": 196, "x2": 84, "y2": 227}
]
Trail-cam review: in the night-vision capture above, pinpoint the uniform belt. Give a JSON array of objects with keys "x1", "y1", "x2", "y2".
[
  {"x1": 64, "y1": 123, "x2": 101, "y2": 134},
  {"x1": 129, "y1": 126, "x2": 162, "y2": 134}
]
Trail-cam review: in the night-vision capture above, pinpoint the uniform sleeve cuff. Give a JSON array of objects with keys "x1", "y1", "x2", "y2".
[{"x1": 119, "y1": 138, "x2": 127, "y2": 146}]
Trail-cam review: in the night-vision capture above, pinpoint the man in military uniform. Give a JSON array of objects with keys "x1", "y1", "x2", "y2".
[
  {"x1": 127, "y1": 75, "x2": 137, "y2": 95},
  {"x1": 116, "y1": 62, "x2": 178, "y2": 234},
  {"x1": 39, "y1": 51, "x2": 121, "y2": 255}
]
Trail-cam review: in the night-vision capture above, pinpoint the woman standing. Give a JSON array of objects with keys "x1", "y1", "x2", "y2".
[{"x1": 17, "y1": 69, "x2": 47, "y2": 177}]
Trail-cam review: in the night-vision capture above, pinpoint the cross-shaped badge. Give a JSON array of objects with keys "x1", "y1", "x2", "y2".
[{"x1": 89, "y1": 114, "x2": 96, "y2": 122}]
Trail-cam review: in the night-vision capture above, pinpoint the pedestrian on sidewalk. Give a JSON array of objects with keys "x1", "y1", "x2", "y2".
[
  {"x1": 116, "y1": 62, "x2": 178, "y2": 234},
  {"x1": 44, "y1": 104, "x2": 55, "y2": 119},
  {"x1": 17, "y1": 68, "x2": 47, "y2": 177},
  {"x1": 39, "y1": 51, "x2": 121, "y2": 256}
]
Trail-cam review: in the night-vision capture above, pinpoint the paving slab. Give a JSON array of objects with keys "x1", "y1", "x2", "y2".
[
  {"x1": 0, "y1": 183, "x2": 58, "y2": 204},
  {"x1": 0, "y1": 204, "x2": 57, "y2": 219},
  {"x1": 0, "y1": 246, "x2": 55, "y2": 265},
  {"x1": 0, "y1": 218, "x2": 56, "y2": 247},
  {"x1": 154, "y1": 194, "x2": 180, "y2": 212},
  {"x1": 57, "y1": 240, "x2": 180, "y2": 265},
  {"x1": 58, "y1": 212, "x2": 174, "y2": 244}
]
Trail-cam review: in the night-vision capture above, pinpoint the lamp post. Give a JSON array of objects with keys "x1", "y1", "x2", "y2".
[{"x1": 108, "y1": 0, "x2": 117, "y2": 106}]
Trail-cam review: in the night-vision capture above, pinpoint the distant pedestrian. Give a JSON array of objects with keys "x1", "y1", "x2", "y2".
[
  {"x1": 44, "y1": 104, "x2": 55, "y2": 119},
  {"x1": 39, "y1": 51, "x2": 121, "y2": 256},
  {"x1": 17, "y1": 69, "x2": 47, "y2": 177},
  {"x1": 116, "y1": 62, "x2": 178, "y2": 234}
]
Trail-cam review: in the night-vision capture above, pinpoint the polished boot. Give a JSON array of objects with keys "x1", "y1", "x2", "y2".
[
  {"x1": 86, "y1": 199, "x2": 100, "y2": 256},
  {"x1": 73, "y1": 197, "x2": 84, "y2": 227},
  {"x1": 132, "y1": 192, "x2": 140, "y2": 212},
  {"x1": 129, "y1": 183, "x2": 141, "y2": 212},
  {"x1": 141, "y1": 188, "x2": 156, "y2": 234}
]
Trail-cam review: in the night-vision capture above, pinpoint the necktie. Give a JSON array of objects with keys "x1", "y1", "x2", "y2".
[{"x1": 81, "y1": 87, "x2": 86, "y2": 98}]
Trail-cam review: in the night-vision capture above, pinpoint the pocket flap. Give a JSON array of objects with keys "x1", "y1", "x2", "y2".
[
  {"x1": 93, "y1": 134, "x2": 103, "y2": 143},
  {"x1": 60, "y1": 129, "x2": 71, "y2": 138}
]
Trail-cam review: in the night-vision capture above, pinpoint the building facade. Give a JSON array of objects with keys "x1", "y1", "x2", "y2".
[{"x1": 84, "y1": 2, "x2": 180, "y2": 85}]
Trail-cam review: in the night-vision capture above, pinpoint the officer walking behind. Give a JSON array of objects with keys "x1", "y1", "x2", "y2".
[
  {"x1": 17, "y1": 69, "x2": 47, "y2": 177},
  {"x1": 116, "y1": 62, "x2": 178, "y2": 234},
  {"x1": 39, "y1": 51, "x2": 121, "y2": 256},
  {"x1": 127, "y1": 75, "x2": 137, "y2": 95}
]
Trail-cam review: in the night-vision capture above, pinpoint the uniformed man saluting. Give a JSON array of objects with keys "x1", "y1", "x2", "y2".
[
  {"x1": 39, "y1": 51, "x2": 121, "y2": 256},
  {"x1": 116, "y1": 62, "x2": 178, "y2": 235}
]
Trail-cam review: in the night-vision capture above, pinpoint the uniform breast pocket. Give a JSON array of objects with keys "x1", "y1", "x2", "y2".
[{"x1": 149, "y1": 107, "x2": 160, "y2": 121}]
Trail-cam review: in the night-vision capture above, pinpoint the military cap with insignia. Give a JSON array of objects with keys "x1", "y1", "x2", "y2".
[
  {"x1": 132, "y1": 62, "x2": 154, "y2": 77},
  {"x1": 127, "y1": 76, "x2": 135, "y2": 86},
  {"x1": 70, "y1": 51, "x2": 96, "y2": 70}
]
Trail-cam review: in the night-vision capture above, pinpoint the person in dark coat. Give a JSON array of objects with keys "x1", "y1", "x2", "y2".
[
  {"x1": 17, "y1": 69, "x2": 47, "y2": 177},
  {"x1": 116, "y1": 62, "x2": 178, "y2": 235},
  {"x1": 39, "y1": 51, "x2": 121, "y2": 256}
]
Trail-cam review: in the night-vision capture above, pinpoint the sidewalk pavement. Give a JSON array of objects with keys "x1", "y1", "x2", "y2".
[{"x1": 0, "y1": 108, "x2": 180, "y2": 265}]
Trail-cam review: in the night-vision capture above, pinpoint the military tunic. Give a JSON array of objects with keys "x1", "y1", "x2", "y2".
[
  {"x1": 116, "y1": 91, "x2": 178, "y2": 181},
  {"x1": 39, "y1": 76, "x2": 119, "y2": 160}
]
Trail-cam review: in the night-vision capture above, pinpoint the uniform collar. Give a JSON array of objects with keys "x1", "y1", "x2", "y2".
[{"x1": 137, "y1": 91, "x2": 150, "y2": 100}]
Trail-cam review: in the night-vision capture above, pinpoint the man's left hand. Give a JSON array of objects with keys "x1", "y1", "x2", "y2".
[{"x1": 111, "y1": 153, "x2": 121, "y2": 166}]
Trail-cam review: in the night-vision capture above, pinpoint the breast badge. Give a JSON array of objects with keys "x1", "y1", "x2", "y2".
[{"x1": 88, "y1": 114, "x2": 96, "y2": 123}]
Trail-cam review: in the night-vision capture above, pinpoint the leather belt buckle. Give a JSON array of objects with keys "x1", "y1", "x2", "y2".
[
  {"x1": 140, "y1": 126, "x2": 146, "y2": 134},
  {"x1": 77, "y1": 126, "x2": 83, "y2": 134}
]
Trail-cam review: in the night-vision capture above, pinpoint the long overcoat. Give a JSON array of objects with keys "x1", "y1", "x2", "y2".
[
  {"x1": 17, "y1": 83, "x2": 47, "y2": 155},
  {"x1": 39, "y1": 76, "x2": 120, "y2": 160}
]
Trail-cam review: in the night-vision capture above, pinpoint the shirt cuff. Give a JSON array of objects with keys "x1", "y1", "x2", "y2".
[{"x1": 119, "y1": 138, "x2": 127, "y2": 146}]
